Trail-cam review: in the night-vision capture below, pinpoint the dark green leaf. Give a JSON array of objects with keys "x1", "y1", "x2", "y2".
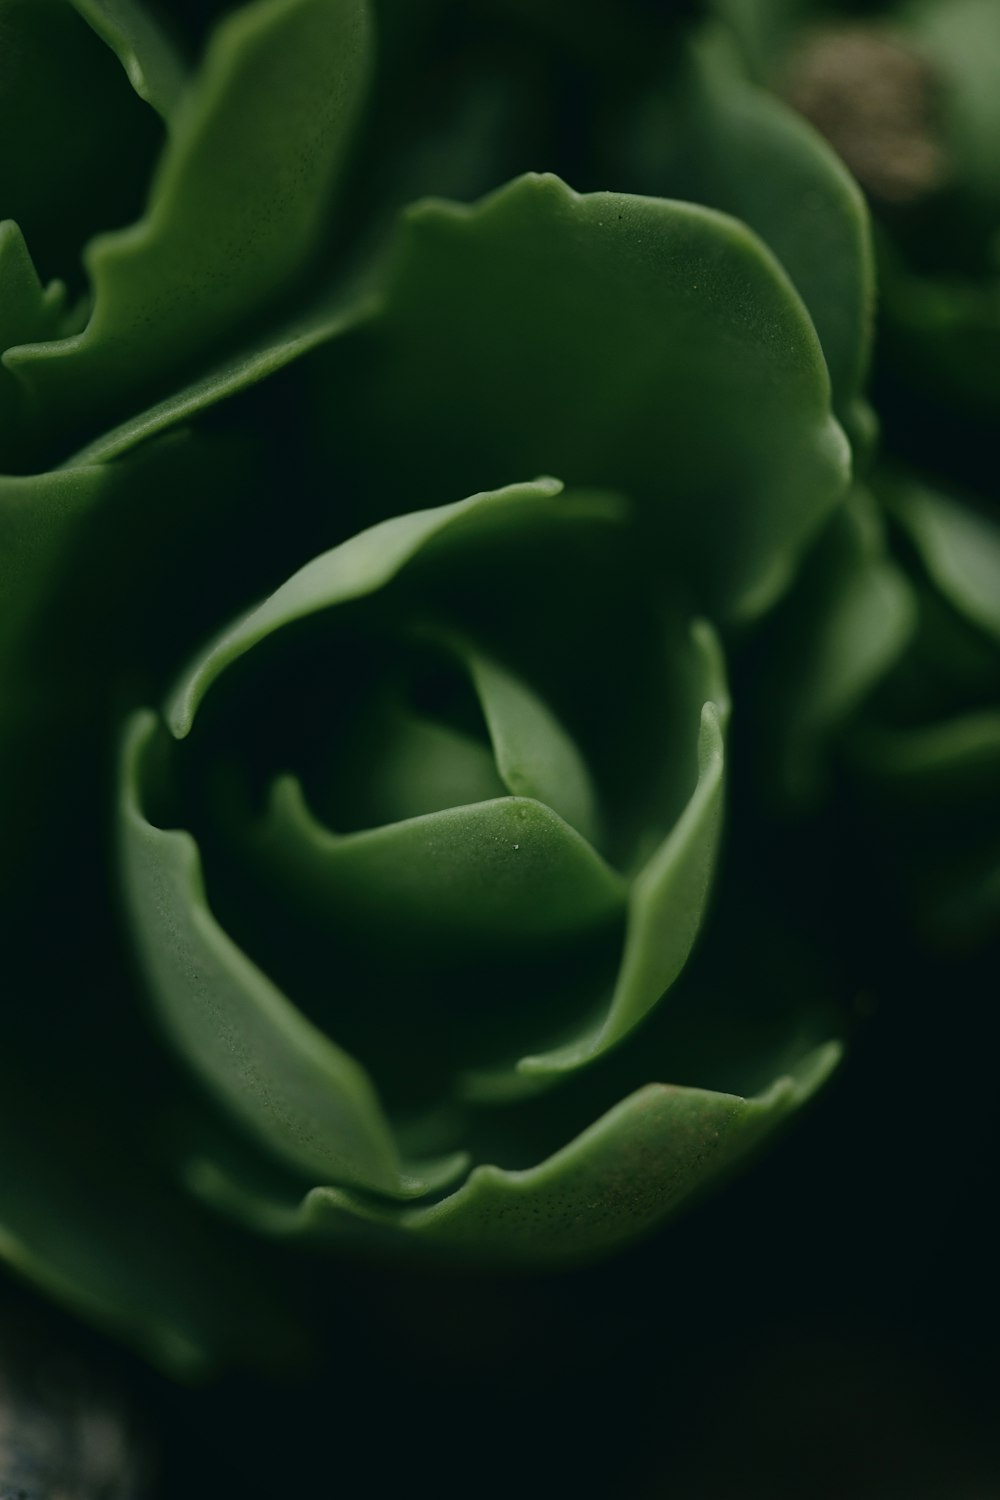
[
  {"x1": 8, "y1": 0, "x2": 372, "y2": 452},
  {"x1": 313, "y1": 172, "x2": 850, "y2": 620}
]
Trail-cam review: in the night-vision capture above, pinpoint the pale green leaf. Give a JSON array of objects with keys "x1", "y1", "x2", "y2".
[
  {"x1": 901, "y1": 0, "x2": 1000, "y2": 211},
  {"x1": 257, "y1": 775, "x2": 626, "y2": 949},
  {"x1": 184, "y1": 1043, "x2": 841, "y2": 1263},
  {"x1": 464, "y1": 621, "x2": 728, "y2": 1095},
  {"x1": 119, "y1": 711, "x2": 468, "y2": 1199},
  {"x1": 460, "y1": 642, "x2": 604, "y2": 848}
]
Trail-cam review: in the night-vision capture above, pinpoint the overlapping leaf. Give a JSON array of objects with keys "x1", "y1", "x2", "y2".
[
  {"x1": 311, "y1": 171, "x2": 850, "y2": 621},
  {"x1": 6, "y1": 0, "x2": 372, "y2": 456},
  {"x1": 183, "y1": 1042, "x2": 841, "y2": 1262},
  {"x1": 636, "y1": 24, "x2": 875, "y2": 455}
]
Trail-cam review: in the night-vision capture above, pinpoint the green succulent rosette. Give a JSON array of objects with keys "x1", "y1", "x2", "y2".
[
  {"x1": 0, "y1": 0, "x2": 890, "y2": 1371},
  {"x1": 114, "y1": 163, "x2": 847, "y2": 1270}
]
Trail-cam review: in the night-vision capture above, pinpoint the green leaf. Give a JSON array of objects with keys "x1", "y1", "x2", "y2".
[
  {"x1": 850, "y1": 711, "x2": 1000, "y2": 946},
  {"x1": 859, "y1": 711, "x2": 1000, "y2": 784},
  {"x1": 68, "y1": 0, "x2": 188, "y2": 120},
  {"x1": 0, "y1": 222, "x2": 67, "y2": 350},
  {"x1": 336, "y1": 702, "x2": 508, "y2": 826},
  {"x1": 878, "y1": 244, "x2": 1000, "y2": 422},
  {"x1": 312, "y1": 172, "x2": 850, "y2": 621},
  {"x1": 901, "y1": 0, "x2": 1000, "y2": 211},
  {"x1": 673, "y1": 27, "x2": 876, "y2": 451},
  {"x1": 464, "y1": 621, "x2": 729, "y2": 1096},
  {"x1": 458, "y1": 641, "x2": 604, "y2": 848},
  {"x1": 0, "y1": 0, "x2": 164, "y2": 294},
  {"x1": 7, "y1": 0, "x2": 372, "y2": 451},
  {"x1": 711, "y1": 0, "x2": 808, "y2": 82},
  {"x1": 0, "y1": 464, "x2": 108, "y2": 682},
  {"x1": 257, "y1": 775, "x2": 626, "y2": 950},
  {"x1": 60, "y1": 277, "x2": 374, "y2": 467},
  {"x1": 165, "y1": 478, "x2": 617, "y2": 736},
  {"x1": 0, "y1": 1062, "x2": 302, "y2": 1379},
  {"x1": 889, "y1": 481, "x2": 1000, "y2": 645},
  {"x1": 184, "y1": 1042, "x2": 841, "y2": 1263},
  {"x1": 523, "y1": 630, "x2": 728, "y2": 1078},
  {"x1": 761, "y1": 488, "x2": 918, "y2": 803},
  {"x1": 0, "y1": 222, "x2": 68, "y2": 464},
  {"x1": 119, "y1": 711, "x2": 468, "y2": 1200}
]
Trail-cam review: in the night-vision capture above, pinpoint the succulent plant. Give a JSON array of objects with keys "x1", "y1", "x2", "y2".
[{"x1": 1, "y1": 0, "x2": 995, "y2": 1387}]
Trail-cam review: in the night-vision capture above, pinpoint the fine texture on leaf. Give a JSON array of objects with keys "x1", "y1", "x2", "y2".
[
  {"x1": 258, "y1": 777, "x2": 626, "y2": 948},
  {"x1": 673, "y1": 27, "x2": 876, "y2": 450},
  {"x1": 184, "y1": 1043, "x2": 841, "y2": 1262},
  {"x1": 120, "y1": 712, "x2": 468, "y2": 1199},
  {"x1": 314, "y1": 172, "x2": 850, "y2": 621},
  {"x1": 7, "y1": 0, "x2": 372, "y2": 449}
]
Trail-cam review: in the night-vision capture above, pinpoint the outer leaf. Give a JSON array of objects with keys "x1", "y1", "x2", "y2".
[
  {"x1": 0, "y1": 1066, "x2": 300, "y2": 1378},
  {"x1": 60, "y1": 280, "x2": 374, "y2": 467},
  {"x1": 877, "y1": 245, "x2": 1000, "y2": 427},
  {"x1": 69, "y1": 0, "x2": 188, "y2": 120},
  {"x1": 889, "y1": 482, "x2": 1000, "y2": 645},
  {"x1": 901, "y1": 0, "x2": 1000, "y2": 210},
  {"x1": 0, "y1": 0, "x2": 164, "y2": 295},
  {"x1": 120, "y1": 712, "x2": 468, "y2": 1200},
  {"x1": 0, "y1": 223, "x2": 67, "y2": 463},
  {"x1": 313, "y1": 173, "x2": 850, "y2": 621},
  {"x1": 1, "y1": 436, "x2": 246, "y2": 934},
  {"x1": 0, "y1": 222, "x2": 67, "y2": 351},
  {"x1": 0, "y1": 465, "x2": 108, "y2": 688},
  {"x1": 165, "y1": 478, "x2": 623, "y2": 736},
  {"x1": 7, "y1": 0, "x2": 372, "y2": 449},
  {"x1": 860, "y1": 711, "x2": 1000, "y2": 783},
  {"x1": 185, "y1": 1043, "x2": 840, "y2": 1263},
  {"x1": 851, "y1": 710, "x2": 1000, "y2": 946},
  {"x1": 673, "y1": 27, "x2": 876, "y2": 451},
  {"x1": 761, "y1": 488, "x2": 918, "y2": 803}
]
